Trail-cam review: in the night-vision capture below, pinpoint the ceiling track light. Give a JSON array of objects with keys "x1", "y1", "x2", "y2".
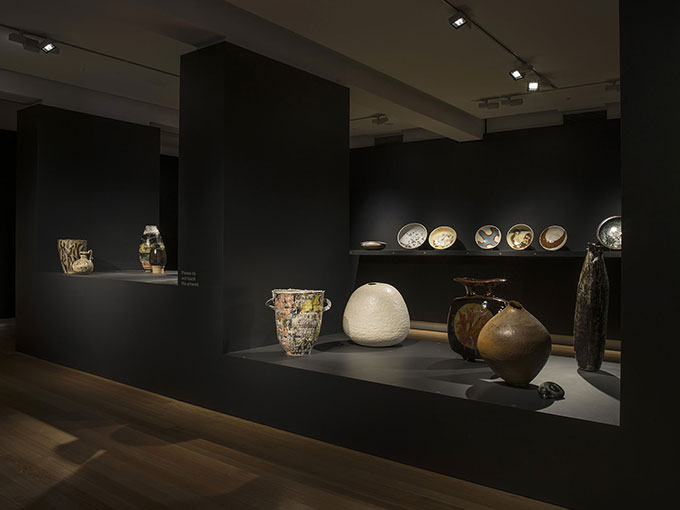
[
  {"x1": 509, "y1": 64, "x2": 532, "y2": 81},
  {"x1": 501, "y1": 97, "x2": 524, "y2": 106},
  {"x1": 8, "y1": 32, "x2": 59, "y2": 54},
  {"x1": 448, "y1": 11, "x2": 469, "y2": 29},
  {"x1": 527, "y1": 80, "x2": 540, "y2": 92},
  {"x1": 478, "y1": 100, "x2": 499, "y2": 109}
]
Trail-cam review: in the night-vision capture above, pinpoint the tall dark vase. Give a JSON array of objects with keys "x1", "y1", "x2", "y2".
[
  {"x1": 447, "y1": 278, "x2": 507, "y2": 361},
  {"x1": 574, "y1": 242, "x2": 610, "y2": 371}
]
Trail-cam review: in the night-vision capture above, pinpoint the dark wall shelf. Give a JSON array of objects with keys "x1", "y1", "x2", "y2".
[{"x1": 350, "y1": 249, "x2": 622, "y2": 258}]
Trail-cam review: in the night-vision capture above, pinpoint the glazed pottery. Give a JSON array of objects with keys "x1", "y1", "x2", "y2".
[
  {"x1": 71, "y1": 250, "x2": 94, "y2": 274},
  {"x1": 149, "y1": 244, "x2": 167, "y2": 274},
  {"x1": 596, "y1": 216, "x2": 622, "y2": 250},
  {"x1": 447, "y1": 277, "x2": 507, "y2": 361},
  {"x1": 538, "y1": 381, "x2": 565, "y2": 400},
  {"x1": 397, "y1": 223, "x2": 427, "y2": 249},
  {"x1": 360, "y1": 241, "x2": 387, "y2": 250},
  {"x1": 574, "y1": 243, "x2": 609, "y2": 371},
  {"x1": 57, "y1": 239, "x2": 88, "y2": 274},
  {"x1": 343, "y1": 282, "x2": 410, "y2": 347},
  {"x1": 428, "y1": 226, "x2": 457, "y2": 250},
  {"x1": 475, "y1": 225, "x2": 501, "y2": 249},
  {"x1": 539, "y1": 225, "x2": 568, "y2": 251},
  {"x1": 266, "y1": 289, "x2": 332, "y2": 356},
  {"x1": 506, "y1": 224, "x2": 534, "y2": 250},
  {"x1": 139, "y1": 225, "x2": 165, "y2": 271},
  {"x1": 477, "y1": 301, "x2": 552, "y2": 388}
]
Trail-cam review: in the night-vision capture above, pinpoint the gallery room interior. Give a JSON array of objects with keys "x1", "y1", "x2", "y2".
[{"x1": 0, "y1": 1, "x2": 676, "y2": 509}]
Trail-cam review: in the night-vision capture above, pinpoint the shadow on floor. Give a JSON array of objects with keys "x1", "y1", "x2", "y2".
[{"x1": 578, "y1": 368, "x2": 620, "y2": 400}]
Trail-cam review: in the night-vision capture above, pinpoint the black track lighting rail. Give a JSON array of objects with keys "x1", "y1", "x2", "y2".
[
  {"x1": 1, "y1": 23, "x2": 179, "y2": 78},
  {"x1": 475, "y1": 78, "x2": 621, "y2": 103},
  {"x1": 439, "y1": 0, "x2": 556, "y2": 89}
]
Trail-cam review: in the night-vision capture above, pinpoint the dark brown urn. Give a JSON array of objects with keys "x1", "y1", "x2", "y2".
[{"x1": 477, "y1": 301, "x2": 552, "y2": 388}]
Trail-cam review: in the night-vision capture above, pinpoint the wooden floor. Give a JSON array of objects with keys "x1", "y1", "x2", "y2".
[{"x1": 0, "y1": 344, "x2": 563, "y2": 509}]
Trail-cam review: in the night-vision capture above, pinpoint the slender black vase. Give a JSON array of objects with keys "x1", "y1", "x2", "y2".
[
  {"x1": 447, "y1": 278, "x2": 507, "y2": 361},
  {"x1": 574, "y1": 243, "x2": 610, "y2": 371}
]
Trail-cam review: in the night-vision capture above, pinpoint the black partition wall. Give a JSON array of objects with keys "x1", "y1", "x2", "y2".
[
  {"x1": 350, "y1": 118, "x2": 622, "y2": 339},
  {"x1": 13, "y1": 12, "x2": 679, "y2": 507},
  {"x1": 1, "y1": 129, "x2": 16, "y2": 319}
]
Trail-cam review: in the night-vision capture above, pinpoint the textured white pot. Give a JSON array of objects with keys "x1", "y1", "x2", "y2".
[{"x1": 343, "y1": 282, "x2": 410, "y2": 347}]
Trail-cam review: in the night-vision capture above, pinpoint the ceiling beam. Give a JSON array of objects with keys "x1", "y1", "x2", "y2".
[{"x1": 130, "y1": 0, "x2": 484, "y2": 141}]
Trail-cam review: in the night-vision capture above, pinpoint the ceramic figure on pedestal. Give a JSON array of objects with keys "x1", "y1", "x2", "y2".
[
  {"x1": 149, "y1": 244, "x2": 167, "y2": 274},
  {"x1": 343, "y1": 282, "x2": 410, "y2": 347},
  {"x1": 139, "y1": 225, "x2": 164, "y2": 271},
  {"x1": 57, "y1": 239, "x2": 88, "y2": 274}
]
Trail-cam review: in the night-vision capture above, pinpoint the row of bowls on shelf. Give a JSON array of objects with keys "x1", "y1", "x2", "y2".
[{"x1": 360, "y1": 216, "x2": 622, "y2": 251}]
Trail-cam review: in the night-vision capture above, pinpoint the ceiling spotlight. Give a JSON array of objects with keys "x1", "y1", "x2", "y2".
[
  {"x1": 527, "y1": 81, "x2": 540, "y2": 92},
  {"x1": 509, "y1": 69, "x2": 524, "y2": 80},
  {"x1": 449, "y1": 12, "x2": 468, "y2": 29},
  {"x1": 40, "y1": 40, "x2": 59, "y2": 54}
]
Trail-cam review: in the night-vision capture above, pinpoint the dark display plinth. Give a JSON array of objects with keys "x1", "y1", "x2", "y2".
[
  {"x1": 231, "y1": 334, "x2": 620, "y2": 426},
  {"x1": 54, "y1": 270, "x2": 178, "y2": 286}
]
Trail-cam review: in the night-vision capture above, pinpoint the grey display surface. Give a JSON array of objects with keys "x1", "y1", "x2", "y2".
[
  {"x1": 55, "y1": 270, "x2": 179, "y2": 286},
  {"x1": 232, "y1": 334, "x2": 620, "y2": 426}
]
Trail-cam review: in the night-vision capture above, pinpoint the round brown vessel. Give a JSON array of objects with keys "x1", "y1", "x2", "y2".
[{"x1": 477, "y1": 301, "x2": 552, "y2": 387}]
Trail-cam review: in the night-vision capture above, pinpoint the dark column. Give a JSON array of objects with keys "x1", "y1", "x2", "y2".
[
  {"x1": 180, "y1": 42, "x2": 350, "y2": 352},
  {"x1": 0, "y1": 129, "x2": 16, "y2": 319}
]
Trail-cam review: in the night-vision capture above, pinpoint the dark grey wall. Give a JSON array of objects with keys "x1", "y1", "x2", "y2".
[
  {"x1": 160, "y1": 155, "x2": 178, "y2": 271},
  {"x1": 17, "y1": 106, "x2": 160, "y2": 273},
  {"x1": 0, "y1": 129, "x2": 15, "y2": 318},
  {"x1": 620, "y1": 1, "x2": 679, "y2": 506},
  {"x1": 180, "y1": 42, "x2": 351, "y2": 353},
  {"x1": 351, "y1": 119, "x2": 621, "y2": 338}
]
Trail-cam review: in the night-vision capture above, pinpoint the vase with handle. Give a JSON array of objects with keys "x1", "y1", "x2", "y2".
[{"x1": 265, "y1": 289, "x2": 332, "y2": 356}]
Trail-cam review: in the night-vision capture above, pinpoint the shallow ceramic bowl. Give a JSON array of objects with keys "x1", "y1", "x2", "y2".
[
  {"x1": 428, "y1": 226, "x2": 457, "y2": 250},
  {"x1": 360, "y1": 241, "x2": 387, "y2": 250},
  {"x1": 539, "y1": 225, "x2": 568, "y2": 251},
  {"x1": 475, "y1": 225, "x2": 501, "y2": 250},
  {"x1": 506, "y1": 224, "x2": 534, "y2": 250},
  {"x1": 397, "y1": 223, "x2": 428, "y2": 249},
  {"x1": 597, "y1": 216, "x2": 622, "y2": 250}
]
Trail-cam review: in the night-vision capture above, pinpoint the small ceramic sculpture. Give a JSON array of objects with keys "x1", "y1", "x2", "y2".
[
  {"x1": 149, "y1": 244, "x2": 167, "y2": 274},
  {"x1": 139, "y1": 225, "x2": 165, "y2": 271},
  {"x1": 343, "y1": 282, "x2": 410, "y2": 347},
  {"x1": 71, "y1": 250, "x2": 94, "y2": 274},
  {"x1": 57, "y1": 239, "x2": 88, "y2": 274},
  {"x1": 266, "y1": 289, "x2": 331, "y2": 356}
]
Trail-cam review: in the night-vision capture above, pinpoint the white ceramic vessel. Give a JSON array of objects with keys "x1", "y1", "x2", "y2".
[
  {"x1": 539, "y1": 225, "x2": 568, "y2": 251},
  {"x1": 506, "y1": 224, "x2": 534, "y2": 250},
  {"x1": 343, "y1": 282, "x2": 410, "y2": 347},
  {"x1": 475, "y1": 225, "x2": 501, "y2": 249}
]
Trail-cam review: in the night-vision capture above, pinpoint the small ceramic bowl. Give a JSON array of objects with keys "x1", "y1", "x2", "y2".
[
  {"x1": 506, "y1": 224, "x2": 534, "y2": 250},
  {"x1": 397, "y1": 223, "x2": 428, "y2": 249},
  {"x1": 475, "y1": 225, "x2": 501, "y2": 249},
  {"x1": 428, "y1": 226, "x2": 457, "y2": 250},
  {"x1": 539, "y1": 225, "x2": 568, "y2": 251},
  {"x1": 360, "y1": 241, "x2": 386, "y2": 250},
  {"x1": 597, "y1": 216, "x2": 621, "y2": 250}
]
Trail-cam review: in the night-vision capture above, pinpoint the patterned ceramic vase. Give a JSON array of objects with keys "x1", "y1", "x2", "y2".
[
  {"x1": 71, "y1": 250, "x2": 94, "y2": 274},
  {"x1": 266, "y1": 289, "x2": 332, "y2": 356},
  {"x1": 139, "y1": 225, "x2": 165, "y2": 271},
  {"x1": 447, "y1": 277, "x2": 508, "y2": 361},
  {"x1": 57, "y1": 239, "x2": 88, "y2": 274}
]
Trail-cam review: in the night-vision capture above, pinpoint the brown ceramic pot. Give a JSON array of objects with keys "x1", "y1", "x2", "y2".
[{"x1": 477, "y1": 301, "x2": 552, "y2": 388}]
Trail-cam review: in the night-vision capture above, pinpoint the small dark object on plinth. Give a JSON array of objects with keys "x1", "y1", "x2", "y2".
[{"x1": 538, "y1": 381, "x2": 565, "y2": 400}]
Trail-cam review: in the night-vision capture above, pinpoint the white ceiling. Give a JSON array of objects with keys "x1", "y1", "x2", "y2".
[{"x1": 0, "y1": 0, "x2": 619, "y2": 142}]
